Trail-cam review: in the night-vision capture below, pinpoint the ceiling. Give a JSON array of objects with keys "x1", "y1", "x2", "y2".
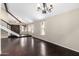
[
  {"x1": 1, "y1": 7, "x2": 24, "y2": 25},
  {"x1": 4, "y1": 3, "x2": 79, "y2": 24}
]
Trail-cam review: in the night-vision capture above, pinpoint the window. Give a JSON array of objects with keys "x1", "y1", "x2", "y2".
[
  {"x1": 28, "y1": 25, "x2": 31, "y2": 32},
  {"x1": 31, "y1": 24, "x2": 34, "y2": 33},
  {"x1": 40, "y1": 21, "x2": 45, "y2": 35},
  {"x1": 28, "y1": 24, "x2": 34, "y2": 33},
  {"x1": 21, "y1": 25, "x2": 25, "y2": 32},
  {"x1": 25, "y1": 25, "x2": 28, "y2": 32}
]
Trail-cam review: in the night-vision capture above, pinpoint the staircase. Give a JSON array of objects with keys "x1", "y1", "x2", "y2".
[{"x1": 0, "y1": 25, "x2": 20, "y2": 37}]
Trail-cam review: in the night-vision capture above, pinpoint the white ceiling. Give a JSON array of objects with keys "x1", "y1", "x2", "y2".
[
  {"x1": 7, "y1": 3, "x2": 79, "y2": 24},
  {"x1": 1, "y1": 7, "x2": 25, "y2": 25}
]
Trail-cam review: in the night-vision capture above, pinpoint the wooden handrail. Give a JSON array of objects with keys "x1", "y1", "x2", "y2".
[{"x1": 1, "y1": 19, "x2": 11, "y2": 26}]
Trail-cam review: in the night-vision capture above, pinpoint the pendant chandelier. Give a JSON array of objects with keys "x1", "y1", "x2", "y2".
[{"x1": 37, "y1": 3, "x2": 53, "y2": 14}]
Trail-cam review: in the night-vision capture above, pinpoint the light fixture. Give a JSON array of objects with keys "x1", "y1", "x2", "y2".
[{"x1": 37, "y1": 3, "x2": 53, "y2": 14}]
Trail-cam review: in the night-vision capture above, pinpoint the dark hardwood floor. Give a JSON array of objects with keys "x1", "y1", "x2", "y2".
[{"x1": 1, "y1": 36, "x2": 79, "y2": 56}]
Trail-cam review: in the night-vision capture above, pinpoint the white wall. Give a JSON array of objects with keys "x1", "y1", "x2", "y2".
[
  {"x1": 0, "y1": 28, "x2": 1, "y2": 54},
  {"x1": 0, "y1": 6, "x2": 1, "y2": 54},
  {"x1": 0, "y1": 20, "x2": 11, "y2": 38},
  {"x1": 0, "y1": 7, "x2": 9, "y2": 38},
  {"x1": 29, "y1": 8, "x2": 79, "y2": 52},
  {"x1": 0, "y1": 8, "x2": 11, "y2": 38}
]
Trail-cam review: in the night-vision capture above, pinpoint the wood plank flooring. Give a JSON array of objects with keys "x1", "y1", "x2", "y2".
[{"x1": 1, "y1": 36, "x2": 79, "y2": 56}]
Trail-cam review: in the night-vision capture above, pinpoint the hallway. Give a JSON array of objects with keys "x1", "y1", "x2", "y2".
[
  {"x1": 1, "y1": 36, "x2": 79, "y2": 56},
  {"x1": 0, "y1": 3, "x2": 79, "y2": 56}
]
